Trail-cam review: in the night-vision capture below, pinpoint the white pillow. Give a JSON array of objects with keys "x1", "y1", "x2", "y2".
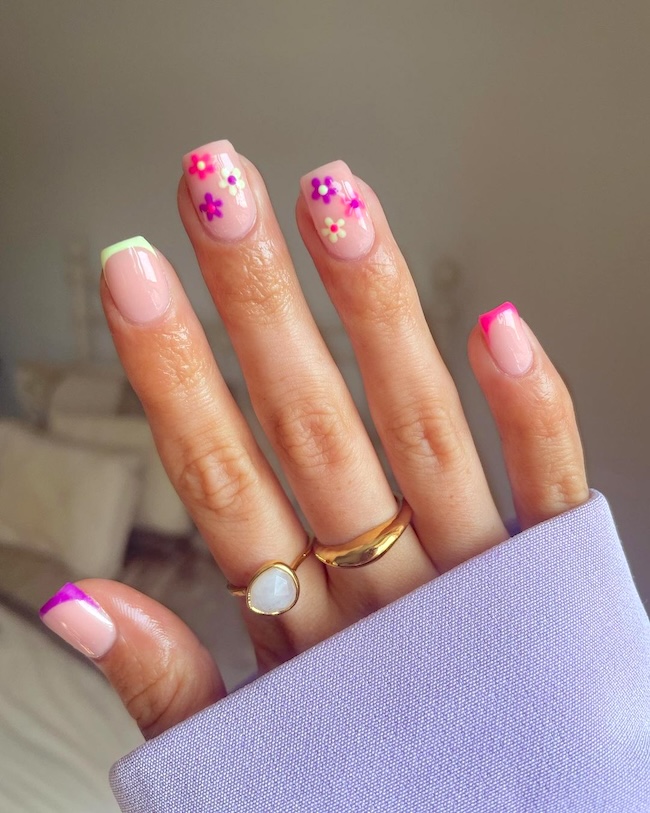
[
  {"x1": 0, "y1": 421, "x2": 141, "y2": 578},
  {"x1": 48, "y1": 412, "x2": 192, "y2": 536}
]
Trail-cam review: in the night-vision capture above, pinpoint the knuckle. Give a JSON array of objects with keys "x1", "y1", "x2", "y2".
[
  {"x1": 552, "y1": 466, "x2": 589, "y2": 508},
  {"x1": 177, "y1": 443, "x2": 258, "y2": 519},
  {"x1": 270, "y1": 396, "x2": 355, "y2": 474},
  {"x1": 387, "y1": 398, "x2": 466, "y2": 473}
]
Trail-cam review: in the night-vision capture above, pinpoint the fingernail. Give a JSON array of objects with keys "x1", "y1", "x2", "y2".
[
  {"x1": 479, "y1": 301, "x2": 534, "y2": 377},
  {"x1": 101, "y1": 236, "x2": 170, "y2": 325},
  {"x1": 40, "y1": 583, "x2": 117, "y2": 659},
  {"x1": 182, "y1": 139, "x2": 256, "y2": 241},
  {"x1": 300, "y1": 160, "x2": 374, "y2": 260}
]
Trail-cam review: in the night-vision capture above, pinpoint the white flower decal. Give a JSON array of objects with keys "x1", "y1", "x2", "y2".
[
  {"x1": 219, "y1": 166, "x2": 246, "y2": 196},
  {"x1": 321, "y1": 217, "x2": 346, "y2": 243}
]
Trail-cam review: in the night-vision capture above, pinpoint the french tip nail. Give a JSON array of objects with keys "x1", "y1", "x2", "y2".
[
  {"x1": 100, "y1": 236, "x2": 153, "y2": 270},
  {"x1": 39, "y1": 582, "x2": 97, "y2": 617},
  {"x1": 39, "y1": 584, "x2": 116, "y2": 659},
  {"x1": 479, "y1": 301, "x2": 519, "y2": 334},
  {"x1": 480, "y1": 300, "x2": 533, "y2": 377}
]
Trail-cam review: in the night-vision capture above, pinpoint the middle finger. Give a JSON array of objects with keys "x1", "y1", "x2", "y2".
[{"x1": 180, "y1": 140, "x2": 436, "y2": 612}]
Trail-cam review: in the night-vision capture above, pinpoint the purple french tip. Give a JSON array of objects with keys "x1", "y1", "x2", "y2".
[{"x1": 39, "y1": 583, "x2": 99, "y2": 617}]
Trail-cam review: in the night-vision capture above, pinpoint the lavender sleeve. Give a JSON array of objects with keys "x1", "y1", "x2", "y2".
[{"x1": 110, "y1": 490, "x2": 650, "y2": 812}]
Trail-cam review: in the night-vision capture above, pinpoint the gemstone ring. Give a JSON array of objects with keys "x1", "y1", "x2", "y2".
[{"x1": 226, "y1": 537, "x2": 314, "y2": 616}]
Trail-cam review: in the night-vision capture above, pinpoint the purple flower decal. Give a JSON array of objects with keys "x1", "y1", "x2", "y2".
[
  {"x1": 199, "y1": 193, "x2": 223, "y2": 221},
  {"x1": 342, "y1": 192, "x2": 365, "y2": 218},
  {"x1": 311, "y1": 176, "x2": 338, "y2": 204}
]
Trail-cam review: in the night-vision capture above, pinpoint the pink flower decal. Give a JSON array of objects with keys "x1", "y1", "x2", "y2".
[
  {"x1": 311, "y1": 176, "x2": 338, "y2": 204},
  {"x1": 188, "y1": 153, "x2": 215, "y2": 180},
  {"x1": 199, "y1": 193, "x2": 223, "y2": 221},
  {"x1": 342, "y1": 192, "x2": 365, "y2": 218}
]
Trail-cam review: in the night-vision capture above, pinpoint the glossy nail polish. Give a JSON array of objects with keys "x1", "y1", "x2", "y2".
[
  {"x1": 101, "y1": 236, "x2": 170, "y2": 325},
  {"x1": 182, "y1": 139, "x2": 256, "y2": 241},
  {"x1": 300, "y1": 160, "x2": 374, "y2": 260},
  {"x1": 40, "y1": 583, "x2": 117, "y2": 658},
  {"x1": 479, "y1": 301, "x2": 534, "y2": 377}
]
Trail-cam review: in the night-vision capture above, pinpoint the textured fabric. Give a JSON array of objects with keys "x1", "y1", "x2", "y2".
[{"x1": 110, "y1": 491, "x2": 650, "y2": 812}]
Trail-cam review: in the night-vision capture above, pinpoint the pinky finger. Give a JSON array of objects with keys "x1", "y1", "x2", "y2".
[
  {"x1": 39, "y1": 579, "x2": 225, "y2": 740},
  {"x1": 468, "y1": 301, "x2": 590, "y2": 531}
]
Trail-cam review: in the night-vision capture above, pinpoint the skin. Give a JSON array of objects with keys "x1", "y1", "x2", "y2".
[{"x1": 82, "y1": 156, "x2": 588, "y2": 741}]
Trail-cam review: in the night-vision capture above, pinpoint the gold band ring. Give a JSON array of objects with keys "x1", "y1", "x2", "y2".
[
  {"x1": 312, "y1": 495, "x2": 412, "y2": 568},
  {"x1": 226, "y1": 537, "x2": 314, "y2": 616}
]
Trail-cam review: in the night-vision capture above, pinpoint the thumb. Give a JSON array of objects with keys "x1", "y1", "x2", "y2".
[{"x1": 39, "y1": 579, "x2": 225, "y2": 740}]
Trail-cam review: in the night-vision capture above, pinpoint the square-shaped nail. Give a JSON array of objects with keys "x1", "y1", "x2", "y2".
[
  {"x1": 100, "y1": 236, "x2": 170, "y2": 325},
  {"x1": 182, "y1": 139, "x2": 256, "y2": 242},
  {"x1": 40, "y1": 583, "x2": 116, "y2": 659},
  {"x1": 300, "y1": 160, "x2": 374, "y2": 260},
  {"x1": 479, "y1": 301, "x2": 533, "y2": 377}
]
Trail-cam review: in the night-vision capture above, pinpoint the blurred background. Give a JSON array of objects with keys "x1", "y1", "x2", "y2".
[{"x1": 0, "y1": 1, "x2": 648, "y2": 810}]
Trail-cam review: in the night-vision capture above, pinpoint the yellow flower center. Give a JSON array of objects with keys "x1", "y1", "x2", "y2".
[{"x1": 197, "y1": 161, "x2": 206, "y2": 171}]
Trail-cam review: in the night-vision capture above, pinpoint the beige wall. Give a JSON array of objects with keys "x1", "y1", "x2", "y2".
[{"x1": 1, "y1": 0, "x2": 648, "y2": 598}]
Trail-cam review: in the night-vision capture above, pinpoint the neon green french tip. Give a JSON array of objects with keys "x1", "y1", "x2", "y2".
[{"x1": 100, "y1": 236, "x2": 154, "y2": 270}]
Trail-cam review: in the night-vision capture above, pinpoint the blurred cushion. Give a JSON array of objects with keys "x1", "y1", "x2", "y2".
[
  {"x1": 49, "y1": 371, "x2": 125, "y2": 417},
  {"x1": 0, "y1": 421, "x2": 141, "y2": 578},
  {"x1": 48, "y1": 412, "x2": 192, "y2": 537}
]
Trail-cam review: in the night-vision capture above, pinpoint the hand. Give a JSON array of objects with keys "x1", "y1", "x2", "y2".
[{"x1": 40, "y1": 141, "x2": 588, "y2": 740}]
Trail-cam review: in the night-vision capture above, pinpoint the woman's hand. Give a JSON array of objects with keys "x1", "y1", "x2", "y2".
[{"x1": 40, "y1": 141, "x2": 588, "y2": 740}]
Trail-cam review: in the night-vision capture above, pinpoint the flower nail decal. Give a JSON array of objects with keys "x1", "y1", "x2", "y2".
[
  {"x1": 322, "y1": 217, "x2": 346, "y2": 243},
  {"x1": 311, "y1": 176, "x2": 338, "y2": 204},
  {"x1": 302, "y1": 161, "x2": 374, "y2": 258},
  {"x1": 219, "y1": 167, "x2": 246, "y2": 196},
  {"x1": 199, "y1": 193, "x2": 223, "y2": 221},
  {"x1": 342, "y1": 192, "x2": 365, "y2": 218},
  {"x1": 188, "y1": 153, "x2": 215, "y2": 180}
]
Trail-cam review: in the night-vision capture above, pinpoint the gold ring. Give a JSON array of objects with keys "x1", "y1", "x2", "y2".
[
  {"x1": 312, "y1": 495, "x2": 412, "y2": 568},
  {"x1": 226, "y1": 536, "x2": 314, "y2": 616}
]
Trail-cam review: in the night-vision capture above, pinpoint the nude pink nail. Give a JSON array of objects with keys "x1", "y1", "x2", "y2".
[
  {"x1": 100, "y1": 236, "x2": 170, "y2": 325},
  {"x1": 479, "y1": 301, "x2": 534, "y2": 377},
  {"x1": 182, "y1": 139, "x2": 256, "y2": 242},
  {"x1": 300, "y1": 160, "x2": 375, "y2": 260},
  {"x1": 40, "y1": 583, "x2": 117, "y2": 659}
]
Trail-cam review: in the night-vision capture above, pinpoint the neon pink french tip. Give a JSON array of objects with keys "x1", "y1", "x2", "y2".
[
  {"x1": 300, "y1": 159, "x2": 375, "y2": 260},
  {"x1": 40, "y1": 583, "x2": 116, "y2": 659},
  {"x1": 182, "y1": 139, "x2": 256, "y2": 242},
  {"x1": 479, "y1": 301, "x2": 534, "y2": 377}
]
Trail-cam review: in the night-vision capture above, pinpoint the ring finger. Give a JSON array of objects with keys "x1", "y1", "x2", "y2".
[{"x1": 297, "y1": 161, "x2": 508, "y2": 573}]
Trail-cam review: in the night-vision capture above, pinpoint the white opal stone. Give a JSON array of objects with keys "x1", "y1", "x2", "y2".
[{"x1": 247, "y1": 565, "x2": 298, "y2": 615}]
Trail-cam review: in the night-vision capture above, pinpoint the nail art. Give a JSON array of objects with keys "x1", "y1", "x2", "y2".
[
  {"x1": 479, "y1": 301, "x2": 534, "y2": 377},
  {"x1": 301, "y1": 160, "x2": 374, "y2": 260},
  {"x1": 101, "y1": 236, "x2": 170, "y2": 325},
  {"x1": 40, "y1": 583, "x2": 117, "y2": 659},
  {"x1": 182, "y1": 140, "x2": 256, "y2": 241}
]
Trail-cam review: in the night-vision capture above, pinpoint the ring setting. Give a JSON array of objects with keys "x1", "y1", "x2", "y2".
[{"x1": 226, "y1": 541, "x2": 314, "y2": 616}]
